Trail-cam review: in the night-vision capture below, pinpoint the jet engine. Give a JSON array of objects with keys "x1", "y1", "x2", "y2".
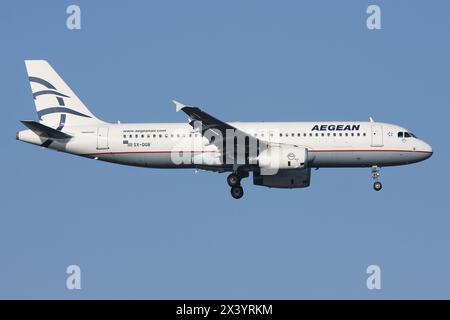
[
  {"x1": 253, "y1": 168, "x2": 311, "y2": 188},
  {"x1": 257, "y1": 145, "x2": 308, "y2": 173}
]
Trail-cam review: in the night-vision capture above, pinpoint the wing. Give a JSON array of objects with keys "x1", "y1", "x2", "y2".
[{"x1": 173, "y1": 100, "x2": 265, "y2": 166}]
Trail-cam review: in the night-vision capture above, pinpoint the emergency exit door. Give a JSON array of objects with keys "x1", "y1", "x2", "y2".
[
  {"x1": 97, "y1": 127, "x2": 109, "y2": 150},
  {"x1": 371, "y1": 125, "x2": 384, "y2": 147}
]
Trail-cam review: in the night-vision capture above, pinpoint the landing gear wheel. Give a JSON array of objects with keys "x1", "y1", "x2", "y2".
[
  {"x1": 373, "y1": 181, "x2": 382, "y2": 191},
  {"x1": 230, "y1": 186, "x2": 244, "y2": 199},
  {"x1": 227, "y1": 173, "x2": 241, "y2": 187},
  {"x1": 371, "y1": 165, "x2": 382, "y2": 192}
]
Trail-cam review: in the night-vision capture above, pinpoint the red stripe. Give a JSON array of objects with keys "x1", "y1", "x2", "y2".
[
  {"x1": 85, "y1": 149, "x2": 432, "y2": 157},
  {"x1": 84, "y1": 150, "x2": 217, "y2": 156},
  {"x1": 308, "y1": 149, "x2": 432, "y2": 154}
]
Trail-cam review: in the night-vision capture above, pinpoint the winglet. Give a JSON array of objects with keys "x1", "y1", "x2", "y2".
[{"x1": 173, "y1": 100, "x2": 186, "y2": 112}]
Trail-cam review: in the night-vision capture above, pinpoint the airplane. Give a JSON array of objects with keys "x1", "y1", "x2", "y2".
[{"x1": 17, "y1": 60, "x2": 433, "y2": 199}]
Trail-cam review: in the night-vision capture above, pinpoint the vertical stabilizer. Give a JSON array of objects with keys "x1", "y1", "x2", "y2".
[{"x1": 24, "y1": 60, "x2": 104, "y2": 127}]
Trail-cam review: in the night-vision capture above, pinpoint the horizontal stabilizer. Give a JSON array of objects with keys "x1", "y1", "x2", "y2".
[{"x1": 20, "y1": 120, "x2": 72, "y2": 139}]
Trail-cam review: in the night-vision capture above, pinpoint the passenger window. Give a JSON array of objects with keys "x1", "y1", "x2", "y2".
[
  {"x1": 398, "y1": 132, "x2": 404, "y2": 138},
  {"x1": 159, "y1": 134, "x2": 162, "y2": 138},
  {"x1": 363, "y1": 133, "x2": 366, "y2": 136},
  {"x1": 141, "y1": 134, "x2": 144, "y2": 138},
  {"x1": 351, "y1": 133, "x2": 354, "y2": 136},
  {"x1": 333, "y1": 133, "x2": 336, "y2": 137},
  {"x1": 309, "y1": 133, "x2": 312, "y2": 137},
  {"x1": 279, "y1": 133, "x2": 283, "y2": 137},
  {"x1": 327, "y1": 133, "x2": 331, "y2": 136},
  {"x1": 135, "y1": 134, "x2": 138, "y2": 138},
  {"x1": 123, "y1": 134, "x2": 126, "y2": 138},
  {"x1": 339, "y1": 133, "x2": 342, "y2": 137}
]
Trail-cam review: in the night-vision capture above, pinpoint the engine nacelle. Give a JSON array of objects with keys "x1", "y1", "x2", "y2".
[
  {"x1": 257, "y1": 145, "x2": 308, "y2": 174},
  {"x1": 253, "y1": 168, "x2": 311, "y2": 188}
]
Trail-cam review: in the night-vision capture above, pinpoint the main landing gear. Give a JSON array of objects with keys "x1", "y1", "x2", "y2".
[
  {"x1": 227, "y1": 172, "x2": 248, "y2": 199},
  {"x1": 371, "y1": 165, "x2": 382, "y2": 191}
]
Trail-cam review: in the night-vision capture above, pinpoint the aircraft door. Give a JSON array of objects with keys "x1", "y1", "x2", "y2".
[
  {"x1": 97, "y1": 126, "x2": 109, "y2": 150},
  {"x1": 371, "y1": 125, "x2": 384, "y2": 147}
]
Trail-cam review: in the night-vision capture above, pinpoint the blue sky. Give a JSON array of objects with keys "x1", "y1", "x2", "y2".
[{"x1": 1, "y1": 0, "x2": 449, "y2": 299}]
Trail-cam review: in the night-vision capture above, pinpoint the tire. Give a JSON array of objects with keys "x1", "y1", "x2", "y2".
[
  {"x1": 227, "y1": 173, "x2": 240, "y2": 187},
  {"x1": 373, "y1": 181, "x2": 382, "y2": 191},
  {"x1": 230, "y1": 186, "x2": 244, "y2": 199}
]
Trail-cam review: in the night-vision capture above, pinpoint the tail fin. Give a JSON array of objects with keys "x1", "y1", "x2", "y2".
[{"x1": 24, "y1": 60, "x2": 104, "y2": 127}]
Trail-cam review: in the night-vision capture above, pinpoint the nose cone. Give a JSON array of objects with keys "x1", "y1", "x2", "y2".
[{"x1": 420, "y1": 141, "x2": 433, "y2": 160}]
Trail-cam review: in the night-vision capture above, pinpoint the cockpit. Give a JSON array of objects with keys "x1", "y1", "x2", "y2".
[{"x1": 398, "y1": 132, "x2": 417, "y2": 138}]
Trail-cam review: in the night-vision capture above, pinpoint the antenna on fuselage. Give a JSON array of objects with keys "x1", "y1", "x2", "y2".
[{"x1": 369, "y1": 117, "x2": 374, "y2": 122}]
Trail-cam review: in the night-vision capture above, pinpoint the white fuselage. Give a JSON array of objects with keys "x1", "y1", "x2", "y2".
[{"x1": 17, "y1": 121, "x2": 433, "y2": 170}]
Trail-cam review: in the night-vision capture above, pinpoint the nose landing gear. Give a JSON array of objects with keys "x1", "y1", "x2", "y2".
[
  {"x1": 373, "y1": 181, "x2": 382, "y2": 191},
  {"x1": 371, "y1": 165, "x2": 382, "y2": 191},
  {"x1": 227, "y1": 171, "x2": 248, "y2": 199}
]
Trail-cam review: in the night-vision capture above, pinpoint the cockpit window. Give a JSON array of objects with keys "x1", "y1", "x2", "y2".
[{"x1": 398, "y1": 131, "x2": 417, "y2": 138}]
